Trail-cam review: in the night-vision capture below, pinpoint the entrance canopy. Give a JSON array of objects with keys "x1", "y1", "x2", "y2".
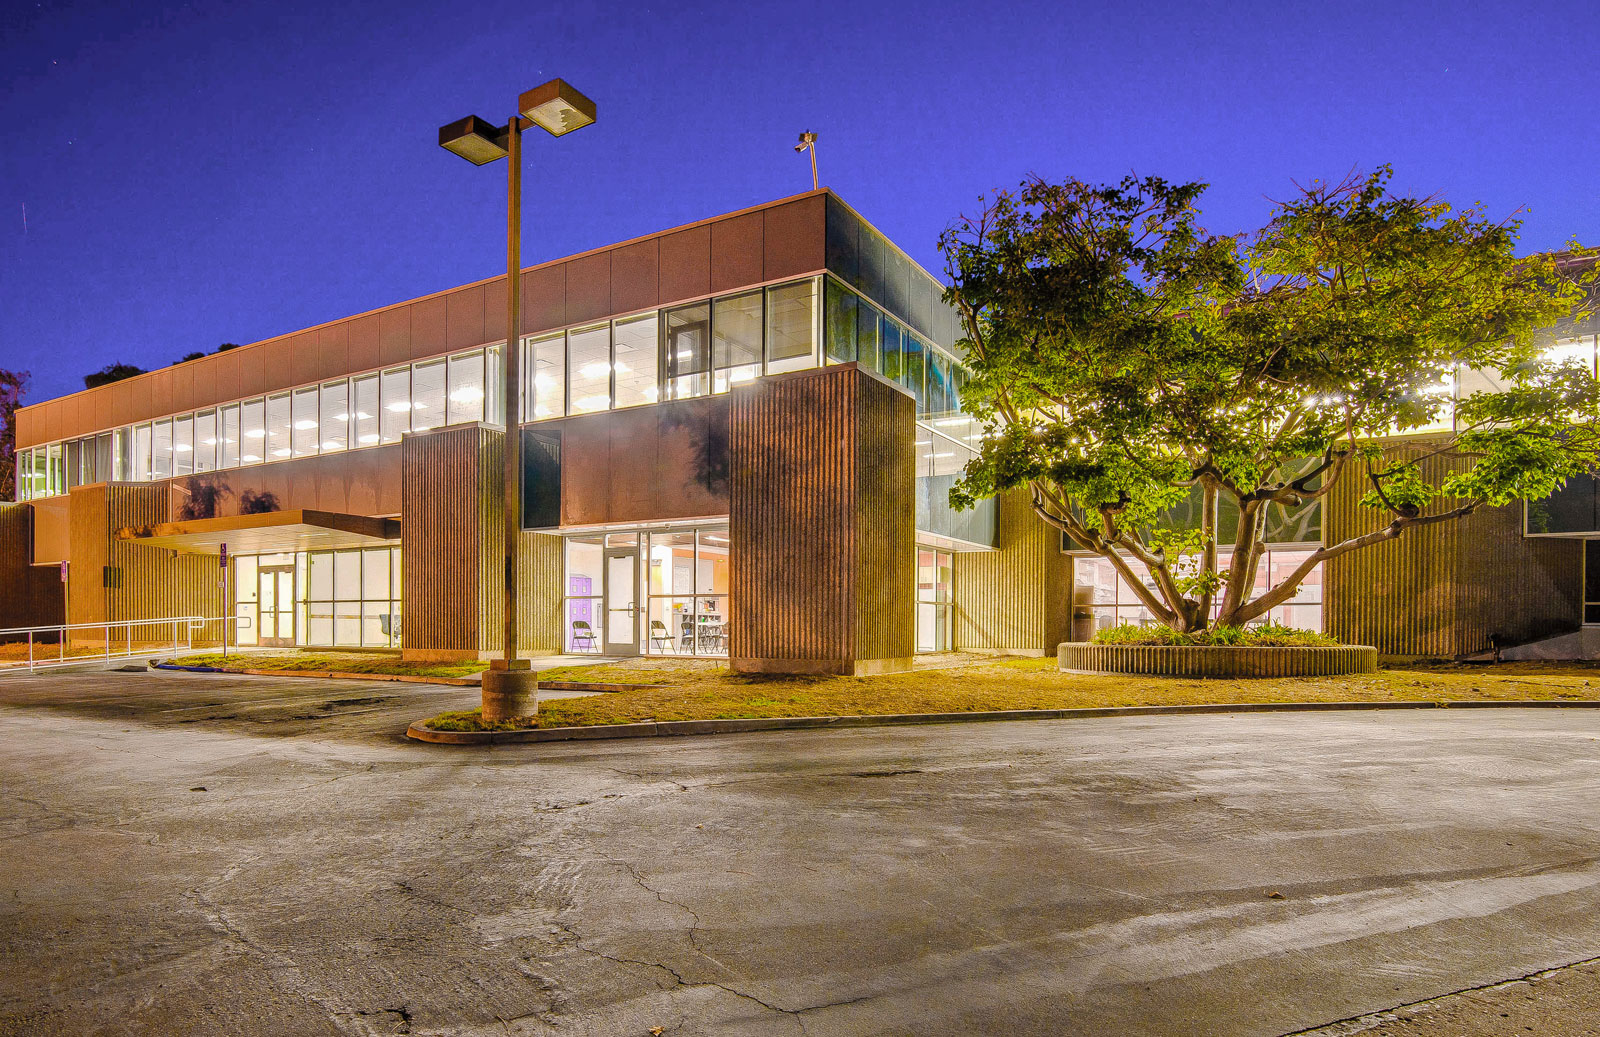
[{"x1": 115, "y1": 510, "x2": 400, "y2": 555}]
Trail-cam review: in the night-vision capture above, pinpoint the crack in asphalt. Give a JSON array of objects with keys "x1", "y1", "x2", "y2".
[{"x1": 1277, "y1": 952, "x2": 1600, "y2": 1036}]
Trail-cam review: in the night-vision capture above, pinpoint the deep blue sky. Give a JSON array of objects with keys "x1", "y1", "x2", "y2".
[{"x1": 3, "y1": 0, "x2": 1597, "y2": 406}]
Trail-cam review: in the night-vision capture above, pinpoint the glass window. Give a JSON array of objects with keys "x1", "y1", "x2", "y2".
[
  {"x1": 485, "y1": 344, "x2": 504, "y2": 427},
  {"x1": 411, "y1": 359, "x2": 445, "y2": 432},
  {"x1": 362, "y1": 547, "x2": 391, "y2": 600},
  {"x1": 132, "y1": 423, "x2": 153, "y2": 480},
  {"x1": 612, "y1": 314, "x2": 660, "y2": 409},
  {"x1": 880, "y1": 317, "x2": 903, "y2": 383},
  {"x1": 713, "y1": 292, "x2": 762, "y2": 392},
  {"x1": 901, "y1": 334, "x2": 927, "y2": 414},
  {"x1": 151, "y1": 419, "x2": 173, "y2": 479},
  {"x1": 564, "y1": 534, "x2": 605, "y2": 652},
  {"x1": 766, "y1": 279, "x2": 818, "y2": 375},
  {"x1": 567, "y1": 324, "x2": 611, "y2": 414},
  {"x1": 308, "y1": 551, "x2": 334, "y2": 600},
  {"x1": 857, "y1": 298, "x2": 881, "y2": 371},
  {"x1": 112, "y1": 428, "x2": 128, "y2": 481},
  {"x1": 319, "y1": 380, "x2": 348, "y2": 453},
  {"x1": 825, "y1": 278, "x2": 858, "y2": 364},
  {"x1": 352, "y1": 374, "x2": 379, "y2": 447},
  {"x1": 193, "y1": 410, "x2": 217, "y2": 472},
  {"x1": 65, "y1": 439, "x2": 81, "y2": 489},
  {"x1": 526, "y1": 332, "x2": 565, "y2": 420},
  {"x1": 47, "y1": 442, "x2": 64, "y2": 495},
  {"x1": 15, "y1": 448, "x2": 29, "y2": 499},
  {"x1": 171, "y1": 414, "x2": 194, "y2": 476},
  {"x1": 448, "y1": 350, "x2": 485, "y2": 425},
  {"x1": 292, "y1": 387, "x2": 319, "y2": 457},
  {"x1": 917, "y1": 548, "x2": 954, "y2": 652},
  {"x1": 926, "y1": 352, "x2": 954, "y2": 420},
  {"x1": 665, "y1": 303, "x2": 711, "y2": 400},
  {"x1": 380, "y1": 367, "x2": 410, "y2": 443},
  {"x1": 265, "y1": 393, "x2": 292, "y2": 460},
  {"x1": 241, "y1": 399, "x2": 267, "y2": 464}
]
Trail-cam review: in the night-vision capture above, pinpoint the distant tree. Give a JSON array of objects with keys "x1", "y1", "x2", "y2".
[
  {"x1": 83, "y1": 363, "x2": 146, "y2": 390},
  {"x1": 238, "y1": 489, "x2": 280, "y2": 515},
  {"x1": 216, "y1": 343, "x2": 241, "y2": 353},
  {"x1": 0, "y1": 368, "x2": 27, "y2": 501},
  {"x1": 175, "y1": 352, "x2": 207, "y2": 364},
  {"x1": 941, "y1": 168, "x2": 1596, "y2": 633}
]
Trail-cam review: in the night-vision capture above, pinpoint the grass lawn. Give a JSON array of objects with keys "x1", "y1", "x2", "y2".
[
  {"x1": 169, "y1": 649, "x2": 487, "y2": 680},
  {"x1": 432, "y1": 657, "x2": 1600, "y2": 730}
]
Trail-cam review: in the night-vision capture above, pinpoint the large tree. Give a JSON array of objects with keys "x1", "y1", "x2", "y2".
[
  {"x1": 0, "y1": 368, "x2": 25, "y2": 501},
  {"x1": 941, "y1": 169, "x2": 1596, "y2": 633}
]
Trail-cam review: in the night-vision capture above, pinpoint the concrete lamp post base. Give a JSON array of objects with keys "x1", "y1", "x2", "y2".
[{"x1": 481, "y1": 662, "x2": 539, "y2": 722}]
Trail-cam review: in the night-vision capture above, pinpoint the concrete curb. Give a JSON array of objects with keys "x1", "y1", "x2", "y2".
[
  {"x1": 150, "y1": 662, "x2": 657, "y2": 694},
  {"x1": 403, "y1": 697, "x2": 1600, "y2": 745},
  {"x1": 152, "y1": 662, "x2": 481, "y2": 687}
]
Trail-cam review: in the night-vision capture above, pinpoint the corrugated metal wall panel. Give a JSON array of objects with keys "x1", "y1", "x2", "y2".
[
  {"x1": 518, "y1": 531, "x2": 563, "y2": 654},
  {"x1": 854, "y1": 371, "x2": 915, "y2": 665},
  {"x1": 1324, "y1": 441, "x2": 1581, "y2": 657},
  {"x1": 104, "y1": 484, "x2": 225, "y2": 642},
  {"x1": 401, "y1": 425, "x2": 493, "y2": 655},
  {"x1": 0, "y1": 503, "x2": 36, "y2": 629},
  {"x1": 953, "y1": 490, "x2": 1069, "y2": 653},
  {"x1": 729, "y1": 364, "x2": 914, "y2": 673}
]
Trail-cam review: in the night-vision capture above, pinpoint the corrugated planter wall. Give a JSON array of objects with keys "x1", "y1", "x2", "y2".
[{"x1": 1058, "y1": 642, "x2": 1378, "y2": 678}]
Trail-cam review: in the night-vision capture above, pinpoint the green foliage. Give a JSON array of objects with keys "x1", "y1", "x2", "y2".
[
  {"x1": 83, "y1": 362, "x2": 146, "y2": 390},
  {"x1": 0, "y1": 368, "x2": 25, "y2": 502},
  {"x1": 1092, "y1": 623, "x2": 1340, "y2": 647},
  {"x1": 943, "y1": 167, "x2": 1596, "y2": 631}
]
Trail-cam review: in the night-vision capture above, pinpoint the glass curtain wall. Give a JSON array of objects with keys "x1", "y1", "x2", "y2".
[
  {"x1": 233, "y1": 546, "x2": 401, "y2": 648},
  {"x1": 1073, "y1": 548, "x2": 1324, "y2": 633},
  {"x1": 561, "y1": 525, "x2": 731, "y2": 656}
]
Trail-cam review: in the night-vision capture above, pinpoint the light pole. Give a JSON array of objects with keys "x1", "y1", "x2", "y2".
[{"x1": 440, "y1": 79, "x2": 596, "y2": 722}]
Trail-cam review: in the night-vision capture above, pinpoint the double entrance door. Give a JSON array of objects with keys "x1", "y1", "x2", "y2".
[{"x1": 257, "y1": 564, "x2": 296, "y2": 647}]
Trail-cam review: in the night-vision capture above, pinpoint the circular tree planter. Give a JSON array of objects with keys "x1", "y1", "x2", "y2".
[{"x1": 1058, "y1": 642, "x2": 1378, "y2": 678}]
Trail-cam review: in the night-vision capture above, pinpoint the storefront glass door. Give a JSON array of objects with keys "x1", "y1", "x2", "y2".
[
  {"x1": 257, "y1": 564, "x2": 296, "y2": 647},
  {"x1": 602, "y1": 545, "x2": 640, "y2": 655}
]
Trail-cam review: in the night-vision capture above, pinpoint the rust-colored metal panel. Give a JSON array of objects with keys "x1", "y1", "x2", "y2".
[
  {"x1": 289, "y1": 332, "x2": 319, "y2": 386},
  {"x1": 191, "y1": 356, "x2": 219, "y2": 411},
  {"x1": 446, "y1": 284, "x2": 487, "y2": 350},
  {"x1": 659, "y1": 225, "x2": 711, "y2": 305},
  {"x1": 409, "y1": 295, "x2": 448, "y2": 360},
  {"x1": 150, "y1": 370, "x2": 174, "y2": 418},
  {"x1": 348, "y1": 312, "x2": 381, "y2": 372},
  {"x1": 317, "y1": 323, "x2": 349, "y2": 382},
  {"x1": 14, "y1": 406, "x2": 34, "y2": 449},
  {"x1": 237, "y1": 344, "x2": 267, "y2": 398},
  {"x1": 710, "y1": 212, "x2": 764, "y2": 294},
  {"x1": 0, "y1": 503, "x2": 37, "y2": 628},
  {"x1": 565, "y1": 252, "x2": 611, "y2": 326},
  {"x1": 172, "y1": 364, "x2": 196, "y2": 414},
  {"x1": 379, "y1": 306, "x2": 411, "y2": 366},
  {"x1": 610, "y1": 239, "x2": 660, "y2": 315},
  {"x1": 128, "y1": 376, "x2": 153, "y2": 424},
  {"x1": 214, "y1": 350, "x2": 242, "y2": 403},
  {"x1": 728, "y1": 364, "x2": 913, "y2": 674},
  {"x1": 764, "y1": 195, "x2": 827, "y2": 282},
  {"x1": 522, "y1": 263, "x2": 565, "y2": 334},
  {"x1": 553, "y1": 395, "x2": 731, "y2": 527},
  {"x1": 483, "y1": 276, "x2": 508, "y2": 343},
  {"x1": 30, "y1": 494, "x2": 69, "y2": 564}
]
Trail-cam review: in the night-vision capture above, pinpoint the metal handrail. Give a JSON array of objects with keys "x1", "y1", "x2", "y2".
[{"x1": 0, "y1": 614, "x2": 248, "y2": 673}]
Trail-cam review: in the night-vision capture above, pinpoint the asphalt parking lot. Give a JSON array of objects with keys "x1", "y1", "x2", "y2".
[{"x1": 2, "y1": 667, "x2": 1599, "y2": 1035}]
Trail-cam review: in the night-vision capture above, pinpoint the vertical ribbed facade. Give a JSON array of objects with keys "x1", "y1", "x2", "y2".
[
  {"x1": 402, "y1": 425, "x2": 563, "y2": 660},
  {"x1": 953, "y1": 490, "x2": 1074, "y2": 654},
  {"x1": 729, "y1": 364, "x2": 914, "y2": 674},
  {"x1": 1324, "y1": 441, "x2": 1581, "y2": 658},
  {"x1": 0, "y1": 503, "x2": 35, "y2": 630}
]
